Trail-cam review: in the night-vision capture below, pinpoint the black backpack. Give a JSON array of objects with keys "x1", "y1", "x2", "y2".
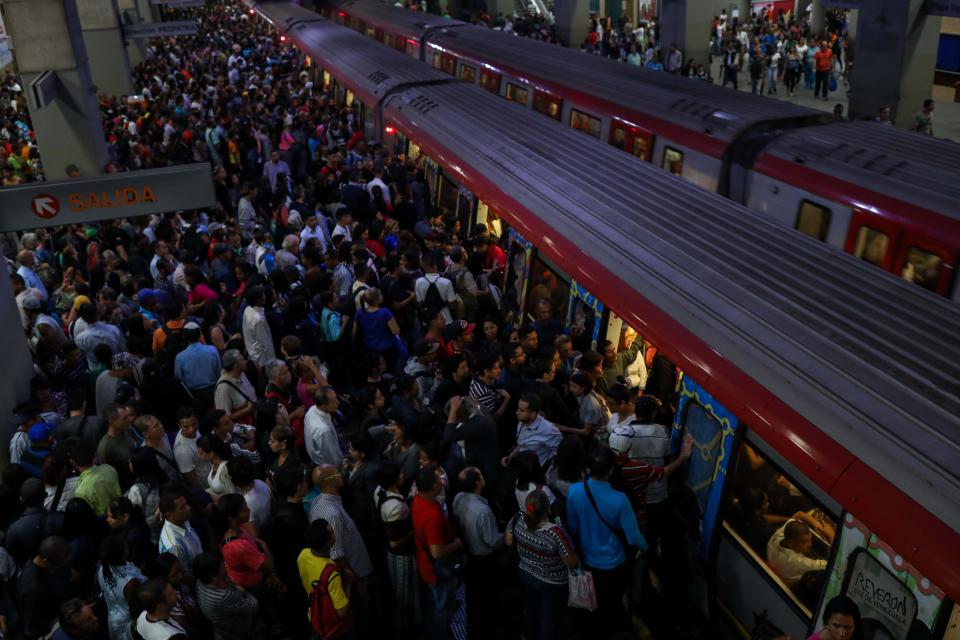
[
  {"x1": 419, "y1": 276, "x2": 445, "y2": 319},
  {"x1": 159, "y1": 324, "x2": 190, "y2": 375}
]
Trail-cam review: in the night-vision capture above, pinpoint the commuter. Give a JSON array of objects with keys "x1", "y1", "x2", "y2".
[
  {"x1": 814, "y1": 41, "x2": 833, "y2": 100},
  {"x1": 566, "y1": 447, "x2": 646, "y2": 637},
  {"x1": 914, "y1": 99, "x2": 935, "y2": 136}
]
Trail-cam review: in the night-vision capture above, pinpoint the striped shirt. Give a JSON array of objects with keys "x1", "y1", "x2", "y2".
[
  {"x1": 607, "y1": 421, "x2": 670, "y2": 503},
  {"x1": 158, "y1": 520, "x2": 203, "y2": 571},
  {"x1": 511, "y1": 514, "x2": 575, "y2": 585},
  {"x1": 308, "y1": 493, "x2": 374, "y2": 578},
  {"x1": 469, "y1": 376, "x2": 497, "y2": 414},
  {"x1": 618, "y1": 457, "x2": 665, "y2": 529},
  {"x1": 196, "y1": 581, "x2": 262, "y2": 640}
]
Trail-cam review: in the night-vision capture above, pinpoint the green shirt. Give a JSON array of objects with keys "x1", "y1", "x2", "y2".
[{"x1": 75, "y1": 464, "x2": 121, "y2": 516}]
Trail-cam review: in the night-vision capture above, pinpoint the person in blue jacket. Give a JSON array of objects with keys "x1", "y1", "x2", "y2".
[{"x1": 566, "y1": 446, "x2": 647, "y2": 637}]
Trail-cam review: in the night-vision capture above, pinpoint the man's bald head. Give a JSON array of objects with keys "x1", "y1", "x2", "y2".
[{"x1": 312, "y1": 464, "x2": 342, "y2": 492}]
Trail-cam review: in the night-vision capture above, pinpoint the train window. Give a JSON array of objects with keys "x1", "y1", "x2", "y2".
[
  {"x1": 442, "y1": 54, "x2": 457, "y2": 76},
  {"x1": 384, "y1": 33, "x2": 394, "y2": 48},
  {"x1": 439, "y1": 173, "x2": 459, "y2": 214},
  {"x1": 479, "y1": 70, "x2": 499, "y2": 93},
  {"x1": 569, "y1": 109, "x2": 601, "y2": 138},
  {"x1": 479, "y1": 70, "x2": 500, "y2": 93},
  {"x1": 366, "y1": 26, "x2": 375, "y2": 39},
  {"x1": 723, "y1": 442, "x2": 838, "y2": 616},
  {"x1": 432, "y1": 52, "x2": 442, "y2": 69},
  {"x1": 901, "y1": 246, "x2": 942, "y2": 291},
  {"x1": 609, "y1": 122, "x2": 652, "y2": 161},
  {"x1": 505, "y1": 82, "x2": 529, "y2": 105},
  {"x1": 459, "y1": 64, "x2": 477, "y2": 83},
  {"x1": 322, "y1": 70, "x2": 332, "y2": 92},
  {"x1": 662, "y1": 147, "x2": 684, "y2": 176},
  {"x1": 406, "y1": 41, "x2": 414, "y2": 56},
  {"x1": 852, "y1": 226, "x2": 890, "y2": 267},
  {"x1": 526, "y1": 253, "x2": 571, "y2": 322},
  {"x1": 534, "y1": 90, "x2": 562, "y2": 120},
  {"x1": 632, "y1": 136, "x2": 650, "y2": 161},
  {"x1": 795, "y1": 200, "x2": 831, "y2": 241}
]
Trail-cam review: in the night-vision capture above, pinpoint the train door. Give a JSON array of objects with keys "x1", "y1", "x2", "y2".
[
  {"x1": 566, "y1": 281, "x2": 605, "y2": 353},
  {"x1": 845, "y1": 211, "x2": 956, "y2": 295},
  {"x1": 503, "y1": 229, "x2": 534, "y2": 321},
  {"x1": 458, "y1": 61, "x2": 478, "y2": 84},
  {"x1": 474, "y1": 200, "x2": 503, "y2": 239},
  {"x1": 479, "y1": 69, "x2": 501, "y2": 94},
  {"x1": 533, "y1": 89, "x2": 562, "y2": 121},
  {"x1": 609, "y1": 119, "x2": 653, "y2": 161},
  {"x1": 672, "y1": 376, "x2": 739, "y2": 560},
  {"x1": 714, "y1": 432, "x2": 842, "y2": 639}
]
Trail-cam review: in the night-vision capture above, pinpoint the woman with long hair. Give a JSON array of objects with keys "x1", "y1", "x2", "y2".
[
  {"x1": 196, "y1": 434, "x2": 236, "y2": 501},
  {"x1": 97, "y1": 535, "x2": 145, "y2": 640},
  {"x1": 127, "y1": 447, "x2": 167, "y2": 544},
  {"x1": 505, "y1": 489, "x2": 578, "y2": 640}
]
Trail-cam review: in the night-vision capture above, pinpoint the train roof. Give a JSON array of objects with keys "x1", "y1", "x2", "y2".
[
  {"x1": 413, "y1": 22, "x2": 824, "y2": 143},
  {"x1": 260, "y1": 4, "x2": 450, "y2": 102},
  {"x1": 336, "y1": 0, "x2": 462, "y2": 38},
  {"x1": 760, "y1": 121, "x2": 960, "y2": 222}
]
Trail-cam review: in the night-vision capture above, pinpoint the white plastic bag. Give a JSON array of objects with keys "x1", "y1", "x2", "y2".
[{"x1": 567, "y1": 567, "x2": 597, "y2": 611}]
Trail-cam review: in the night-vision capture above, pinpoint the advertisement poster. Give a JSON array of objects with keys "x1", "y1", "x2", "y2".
[{"x1": 818, "y1": 514, "x2": 945, "y2": 640}]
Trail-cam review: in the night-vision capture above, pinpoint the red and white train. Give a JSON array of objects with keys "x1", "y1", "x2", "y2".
[{"x1": 320, "y1": 0, "x2": 960, "y2": 303}]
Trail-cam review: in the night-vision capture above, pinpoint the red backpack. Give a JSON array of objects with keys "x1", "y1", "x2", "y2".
[{"x1": 309, "y1": 563, "x2": 352, "y2": 639}]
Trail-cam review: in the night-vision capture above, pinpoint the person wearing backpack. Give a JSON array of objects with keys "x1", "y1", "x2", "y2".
[
  {"x1": 297, "y1": 518, "x2": 352, "y2": 640},
  {"x1": 443, "y1": 246, "x2": 481, "y2": 322},
  {"x1": 152, "y1": 301, "x2": 191, "y2": 375},
  {"x1": 415, "y1": 253, "x2": 460, "y2": 324}
]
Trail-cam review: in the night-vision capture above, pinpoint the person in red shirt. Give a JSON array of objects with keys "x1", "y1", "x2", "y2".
[
  {"x1": 411, "y1": 464, "x2": 464, "y2": 640},
  {"x1": 813, "y1": 42, "x2": 833, "y2": 101}
]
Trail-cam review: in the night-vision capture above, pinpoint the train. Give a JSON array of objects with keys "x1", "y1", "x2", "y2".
[
  {"x1": 247, "y1": 2, "x2": 960, "y2": 638},
  {"x1": 316, "y1": 0, "x2": 960, "y2": 305}
]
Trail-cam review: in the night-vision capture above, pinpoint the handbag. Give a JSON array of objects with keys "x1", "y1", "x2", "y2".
[{"x1": 567, "y1": 566, "x2": 598, "y2": 611}]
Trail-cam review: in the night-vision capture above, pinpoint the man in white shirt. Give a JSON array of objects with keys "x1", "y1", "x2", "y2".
[
  {"x1": 241, "y1": 285, "x2": 275, "y2": 367},
  {"x1": 608, "y1": 396, "x2": 669, "y2": 503},
  {"x1": 414, "y1": 253, "x2": 460, "y2": 323},
  {"x1": 158, "y1": 492, "x2": 203, "y2": 570},
  {"x1": 173, "y1": 407, "x2": 209, "y2": 490},
  {"x1": 299, "y1": 213, "x2": 329, "y2": 253},
  {"x1": 366, "y1": 168, "x2": 391, "y2": 205},
  {"x1": 766, "y1": 520, "x2": 827, "y2": 586},
  {"x1": 332, "y1": 210, "x2": 353, "y2": 242},
  {"x1": 16, "y1": 250, "x2": 48, "y2": 299},
  {"x1": 304, "y1": 387, "x2": 344, "y2": 466}
]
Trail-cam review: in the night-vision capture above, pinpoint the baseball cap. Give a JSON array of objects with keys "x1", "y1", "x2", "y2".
[
  {"x1": 443, "y1": 320, "x2": 476, "y2": 341},
  {"x1": 412, "y1": 339, "x2": 439, "y2": 358},
  {"x1": 28, "y1": 422, "x2": 54, "y2": 442}
]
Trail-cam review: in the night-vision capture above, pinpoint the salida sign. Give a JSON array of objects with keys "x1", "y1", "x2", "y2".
[
  {"x1": 0, "y1": 165, "x2": 214, "y2": 231},
  {"x1": 31, "y1": 186, "x2": 158, "y2": 219}
]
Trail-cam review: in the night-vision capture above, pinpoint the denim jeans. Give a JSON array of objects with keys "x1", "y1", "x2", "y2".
[
  {"x1": 519, "y1": 570, "x2": 568, "y2": 640},
  {"x1": 424, "y1": 576, "x2": 458, "y2": 640}
]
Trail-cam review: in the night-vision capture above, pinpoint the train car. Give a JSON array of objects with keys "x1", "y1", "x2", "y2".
[
  {"x1": 319, "y1": 0, "x2": 960, "y2": 305},
  {"x1": 251, "y1": 4, "x2": 960, "y2": 638}
]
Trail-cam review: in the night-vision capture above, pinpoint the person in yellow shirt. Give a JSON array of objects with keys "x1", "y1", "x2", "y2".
[{"x1": 297, "y1": 518, "x2": 351, "y2": 625}]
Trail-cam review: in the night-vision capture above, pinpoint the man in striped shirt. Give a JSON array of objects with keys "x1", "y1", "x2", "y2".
[{"x1": 618, "y1": 433, "x2": 693, "y2": 530}]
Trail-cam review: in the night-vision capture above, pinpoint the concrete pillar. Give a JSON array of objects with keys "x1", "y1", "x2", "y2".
[
  {"x1": 554, "y1": 0, "x2": 592, "y2": 47},
  {"x1": 658, "y1": 0, "x2": 714, "y2": 71},
  {"x1": 846, "y1": 8, "x2": 857, "y2": 43},
  {"x1": 0, "y1": 264, "x2": 36, "y2": 468},
  {"x1": 849, "y1": 0, "x2": 940, "y2": 126},
  {"x1": 76, "y1": 0, "x2": 135, "y2": 97},
  {"x1": 809, "y1": 0, "x2": 825, "y2": 36},
  {"x1": 117, "y1": 0, "x2": 150, "y2": 67},
  {"x1": 3, "y1": 0, "x2": 110, "y2": 177}
]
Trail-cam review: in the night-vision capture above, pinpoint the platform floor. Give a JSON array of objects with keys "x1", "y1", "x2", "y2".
[{"x1": 707, "y1": 60, "x2": 960, "y2": 142}]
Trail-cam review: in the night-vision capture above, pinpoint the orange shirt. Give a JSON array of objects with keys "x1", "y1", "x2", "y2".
[{"x1": 815, "y1": 49, "x2": 832, "y2": 72}]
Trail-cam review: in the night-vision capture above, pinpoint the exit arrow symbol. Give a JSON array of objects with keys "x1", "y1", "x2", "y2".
[{"x1": 31, "y1": 193, "x2": 60, "y2": 219}]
